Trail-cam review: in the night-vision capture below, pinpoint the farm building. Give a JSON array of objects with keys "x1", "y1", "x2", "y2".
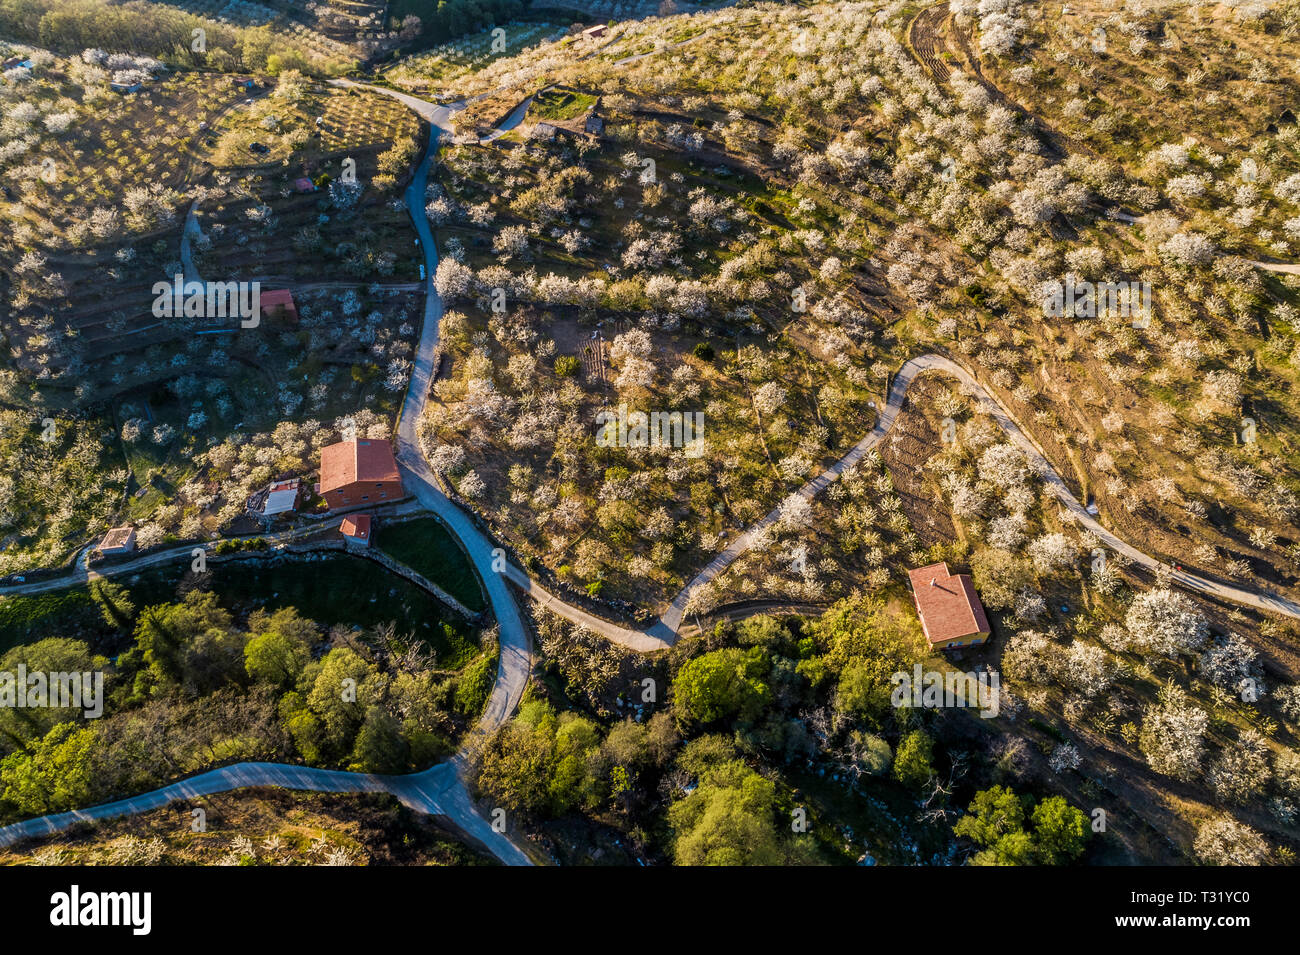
[
  {"x1": 319, "y1": 439, "x2": 404, "y2": 510},
  {"x1": 260, "y1": 289, "x2": 299, "y2": 322},
  {"x1": 340, "y1": 514, "x2": 372, "y2": 547},
  {"x1": 261, "y1": 479, "x2": 301, "y2": 517},
  {"x1": 292, "y1": 177, "x2": 317, "y2": 194},
  {"x1": 2, "y1": 57, "x2": 32, "y2": 70},
  {"x1": 582, "y1": 24, "x2": 608, "y2": 38},
  {"x1": 907, "y1": 562, "x2": 991, "y2": 650},
  {"x1": 530, "y1": 87, "x2": 604, "y2": 142},
  {"x1": 99, "y1": 525, "x2": 137, "y2": 556},
  {"x1": 110, "y1": 81, "x2": 142, "y2": 94},
  {"x1": 231, "y1": 77, "x2": 256, "y2": 90}
]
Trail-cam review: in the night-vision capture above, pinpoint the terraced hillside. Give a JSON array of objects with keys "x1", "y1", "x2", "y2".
[
  {"x1": 393, "y1": 0, "x2": 1300, "y2": 865},
  {"x1": 0, "y1": 52, "x2": 424, "y2": 569},
  {"x1": 409, "y1": 1, "x2": 1300, "y2": 617},
  {"x1": 3, "y1": 0, "x2": 1300, "y2": 873}
]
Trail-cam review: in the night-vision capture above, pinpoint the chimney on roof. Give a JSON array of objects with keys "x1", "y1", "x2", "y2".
[{"x1": 930, "y1": 577, "x2": 936, "y2": 586}]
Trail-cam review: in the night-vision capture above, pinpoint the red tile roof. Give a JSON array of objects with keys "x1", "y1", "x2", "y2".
[
  {"x1": 259, "y1": 288, "x2": 298, "y2": 320},
  {"x1": 320, "y1": 439, "x2": 400, "y2": 493},
  {"x1": 341, "y1": 514, "x2": 372, "y2": 541},
  {"x1": 100, "y1": 526, "x2": 135, "y2": 550},
  {"x1": 907, "y1": 562, "x2": 990, "y2": 645}
]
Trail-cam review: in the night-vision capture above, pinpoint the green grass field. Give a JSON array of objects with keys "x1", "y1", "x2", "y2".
[
  {"x1": 190, "y1": 556, "x2": 481, "y2": 664},
  {"x1": 0, "y1": 553, "x2": 481, "y2": 665},
  {"x1": 0, "y1": 589, "x2": 101, "y2": 656},
  {"x1": 530, "y1": 88, "x2": 598, "y2": 122},
  {"x1": 377, "y1": 517, "x2": 487, "y2": 614}
]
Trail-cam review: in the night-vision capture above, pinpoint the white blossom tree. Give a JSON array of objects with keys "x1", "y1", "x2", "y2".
[
  {"x1": 1139, "y1": 687, "x2": 1209, "y2": 780},
  {"x1": 1125, "y1": 588, "x2": 1209, "y2": 657},
  {"x1": 1193, "y1": 814, "x2": 1269, "y2": 865}
]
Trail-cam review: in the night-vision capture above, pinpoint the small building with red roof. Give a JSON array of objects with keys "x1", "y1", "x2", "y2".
[
  {"x1": 319, "y1": 439, "x2": 404, "y2": 510},
  {"x1": 259, "y1": 289, "x2": 298, "y2": 322},
  {"x1": 340, "y1": 514, "x2": 372, "y2": 547},
  {"x1": 98, "y1": 525, "x2": 137, "y2": 556},
  {"x1": 907, "y1": 562, "x2": 991, "y2": 650}
]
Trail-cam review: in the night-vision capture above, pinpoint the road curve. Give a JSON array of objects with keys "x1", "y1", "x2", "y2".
[
  {"x1": 8, "y1": 348, "x2": 1294, "y2": 859},
  {"x1": 6, "y1": 68, "x2": 1299, "y2": 865},
  {"x1": 0, "y1": 758, "x2": 528, "y2": 865},
  {"x1": 393, "y1": 137, "x2": 534, "y2": 738},
  {"x1": 0, "y1": 119, "x2": 537, "y2": 868}
]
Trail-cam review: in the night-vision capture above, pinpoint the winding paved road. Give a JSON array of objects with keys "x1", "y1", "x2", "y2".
[
  {"x1": 0, "y1": 112, "x2": 536, "y2": 868},
  {"x1": 6, "y1": 50, "x2": 1300, "y2": 864},
  {"x1": 0, "y1": 758, "x2": 529, "y2": 864},
  {"x1": 392, "y1": 138, "x2": 535, "y2": 737}
]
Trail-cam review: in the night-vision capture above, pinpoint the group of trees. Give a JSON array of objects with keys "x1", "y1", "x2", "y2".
[
  {"x1": 0, "y1": 584, "x2": 483, "y2": 819},
  {"x1": 1, "y1": 41, "x2": 422, "y2": 556},
  {"x1": 0, "y1": 411, "x2": 123, "y2": 576},
  {"x1": 475, "y1": 598, "x2": 1101, "y2": 865},
  {"x1": 396, "y1": 0, "x2": 526, "y2": 44},
  {"x1": 0, "y1": 0, "x2": 355, "y2": 75},
  {"x1": 953, "y1": 785, "x2": 1090, "y2": 865},
  {"x1": 465, "y1": 0, "x2": 1300, "y2": 575},
  {"x1": 423, "y1": 185, "x2": 882, "y2": 602},
  {"x1": 666, "y1": 735, "x2": 817, "y2": 865},
  {"x1": 474, "y1": 699, "x2": 677, "y2": 818},
  {"x1": 692, "y1": 445, "x2": 927, "y2": 616},
  {"x1": 1001, "y1": 564, "x2": 1300, "y2": 837}
]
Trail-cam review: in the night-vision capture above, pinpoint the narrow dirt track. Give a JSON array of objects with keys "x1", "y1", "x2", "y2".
[{"x1": 908, "y1": 1, "x2": 952, "y2": 81}]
